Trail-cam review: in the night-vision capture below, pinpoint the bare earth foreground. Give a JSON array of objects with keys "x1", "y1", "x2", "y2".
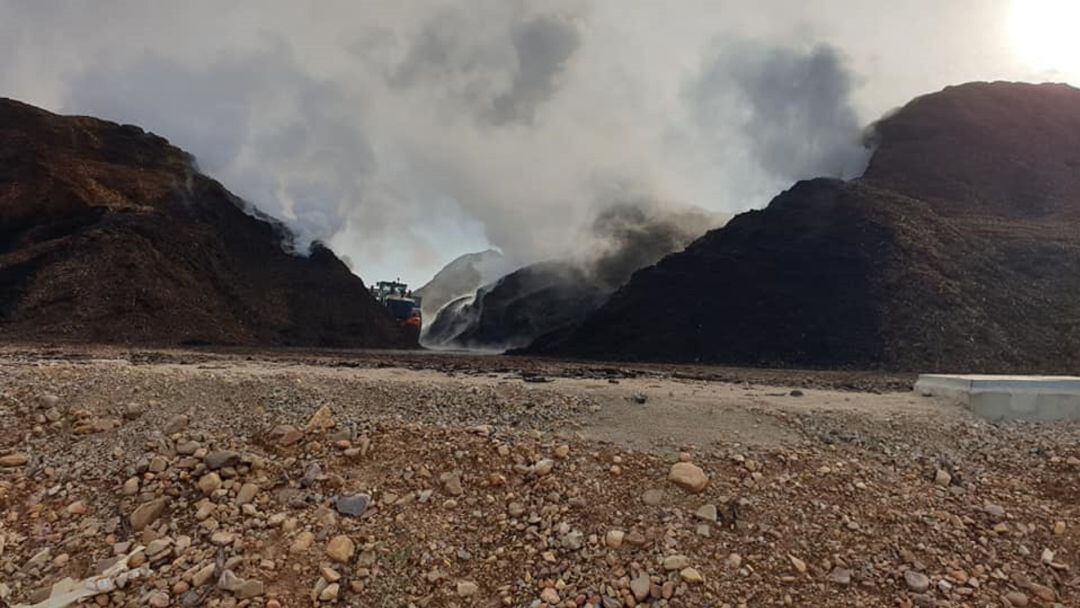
[{"x1": 0, "y1": 347, "x2": 1077, "y2": 608}]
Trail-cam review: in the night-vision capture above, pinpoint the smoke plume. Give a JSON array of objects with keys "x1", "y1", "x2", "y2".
[
  {"x1": 690, "y1": 41, "x2": 870, "y2": 183},
  {"x1": 0, "y1": 0, "x2": 911, "y2": 286},
  {"x1": 580, "y1": 203, "x2": 725, "y2": 289},
  {"x1": 422, "y1": 201, "x2": 726, "y2": 350}
]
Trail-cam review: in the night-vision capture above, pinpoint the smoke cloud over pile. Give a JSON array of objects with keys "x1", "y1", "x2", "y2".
[
  {"x1": 389, "y1": 9, "x2": 581, "y2": 128},
  {"x1": 582, "y1": 203, "x2": 724, "y2": 290},
  {"x1": 691, "y1": 42, "x2": 870, "y2": 184},
  {"x1": 422, "y1": 202, "x2": 726, "y2": 351},
  {"x1": 0, "y1": 1, "x2": 1040, "y2": 285}
]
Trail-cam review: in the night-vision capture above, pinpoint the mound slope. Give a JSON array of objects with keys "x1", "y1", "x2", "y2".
[
  {"x1": 425, "y1": 206, "x2": 724, "y2": 351},
  {"x1": 414, "y1": 249, "x2": 509, "y2": 320},
  {"x1": 0, "y1": 99, "x2": 414, "y2": 348},
  {"x1": 531, "y1": 82, "x2": 1080, "y2": 372}
]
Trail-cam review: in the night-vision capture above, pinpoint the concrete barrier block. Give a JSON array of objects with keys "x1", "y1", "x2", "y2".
[{"x1": 915, "y1": 374, "x2": 1080, "y2": 422}]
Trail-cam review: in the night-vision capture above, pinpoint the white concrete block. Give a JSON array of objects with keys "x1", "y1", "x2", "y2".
[{"x1": 915, "y1": 374, "x2": 1080, "y2": 422}]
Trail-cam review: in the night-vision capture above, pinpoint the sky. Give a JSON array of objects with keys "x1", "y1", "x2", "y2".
[{"x1": 2, "y1": 0, "x2": 1078, "y2": 286}]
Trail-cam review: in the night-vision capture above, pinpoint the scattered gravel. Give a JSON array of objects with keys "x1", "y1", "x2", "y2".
[{"x1": 0, "y1": 349, "x2": 1077, "y2": 607}]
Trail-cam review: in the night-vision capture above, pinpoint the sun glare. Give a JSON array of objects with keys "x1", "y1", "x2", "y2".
[{"x1": 1009, "y1": 0, "x2": 1080, "y2": 77}]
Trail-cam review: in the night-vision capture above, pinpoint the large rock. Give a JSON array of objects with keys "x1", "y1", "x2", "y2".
[
  {"x1": 197, "y1": 473, "x2": 222, "y2": 495},
  {"x1": 335, "y1": 494, "x2": 371, "y2": 517},
  {"x1": 456, "y1": 581, "x2": 478, "y2": 598},
  {"x1": 668, "y1": 462, "x2": 709, "y2": 493},
  {"x1": 904, "y1": 570, "x2": 931, "y2": 593},
  {"x1": 130, "y1": 498, "x2": 168, "y2": 531},
  {"x1": 326, "y1": 535, "x2": 355, "y2": 563},
  {"x1": 0, "y1": 453, "x2": 27, "y2": 467},
  {"x1": 305, "y1": 406, "x2": 335, "y2": 432},
  {"x1": 204, "y1": 450, "x2": 239, "y2": 470},
  {"x1": 629, "y1": 573, "x2": 651, "y2": 601}
]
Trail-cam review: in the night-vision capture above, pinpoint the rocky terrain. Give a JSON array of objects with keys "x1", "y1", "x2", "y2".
[
  {"x1": 530, "y1": 82, "x2": 1080, "y2": 372},
  {"x1": 1, "y1": 346, "x2": 1077, "y2": 607},
  {"x1": 0, "y1": 99, "x2": 413, "y2": 349}
]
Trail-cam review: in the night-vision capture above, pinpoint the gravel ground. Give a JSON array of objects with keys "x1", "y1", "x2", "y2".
[{"x1": 0, "y1": 347, "x2": 1078, "y2": 608}]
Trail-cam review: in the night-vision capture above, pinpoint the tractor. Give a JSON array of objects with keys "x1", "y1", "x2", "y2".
[{"x1": 370, "y1": 280, "x2": 422, "y2": 334}]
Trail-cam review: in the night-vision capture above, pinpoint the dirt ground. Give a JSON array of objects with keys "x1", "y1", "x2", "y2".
[{"x1": 0, "y1": 346, "x2": 1077, "y2": 608}]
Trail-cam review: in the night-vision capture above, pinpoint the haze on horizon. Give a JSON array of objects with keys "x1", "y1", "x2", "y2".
[{"x1": 2, "y1": 0, "x2": 1077, "y2": 287}]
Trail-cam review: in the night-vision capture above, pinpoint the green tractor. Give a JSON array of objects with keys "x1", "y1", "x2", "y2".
[{"x1": 370, "y1": 280, "x2": 423, "y2": 334}]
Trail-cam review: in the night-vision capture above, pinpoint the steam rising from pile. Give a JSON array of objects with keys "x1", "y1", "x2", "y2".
[
  {"x1": 0, "y1": 1, "x2": 872, "y2": 284},
  {"x1": 582, "y1": 203, "x2": 723, "y2": 290},
  {"x1": 422, "y1": 203, "x2": 726, "y2": 350}
]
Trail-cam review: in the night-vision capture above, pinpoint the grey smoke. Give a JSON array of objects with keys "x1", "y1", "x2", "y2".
[
  {"x1": 491, "y1": 15, "x2": 581, "y2": 125},
  {"x1": 422, "y1": 201, "x2": 726, "y2": 350},
  {"x1": 584, "y1": 203, "x2": 724, "y2": 289},
  {"x1": 388, "y1": 7, "x2": 581, "y2": 126},
  {"x1": 0, "y1": 1, "x2": 908, "y2": 287},
  {"x1": 66, "y1": 39, "x2": 377, "y2": 253},
  {"x1": 691, "y1": 41, "x2": 870, "y2": 184},
  {"x1": 413, "y1": 248, "x2": 512, "y2": 319}
]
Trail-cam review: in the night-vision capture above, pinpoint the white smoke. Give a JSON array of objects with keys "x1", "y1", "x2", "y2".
[{"x1": 2, "y1": 1, "x2": 1033, "y2": 285}]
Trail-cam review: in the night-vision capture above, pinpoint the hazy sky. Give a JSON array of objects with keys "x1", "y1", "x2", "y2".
[{"x1": 2, "y1": 0, "x2": 1077, "y2": 286}]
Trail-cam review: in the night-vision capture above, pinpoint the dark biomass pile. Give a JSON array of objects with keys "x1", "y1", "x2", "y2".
[
  {"x1": 530, "y1": 82, "x2": 1080, "y2": 373},
  {"x1": 0, "y1": 99, "x2": 414, "y2": 348}
]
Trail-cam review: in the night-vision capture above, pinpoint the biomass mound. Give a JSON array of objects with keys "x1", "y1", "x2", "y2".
[
  {"x1": 0, "y1": 99, "x2": 414, "y2": 348},
  {"x1": 425, "y1": 205, "x2": 724, "y2": 351},
  {"x1": 531, "y1": 82, "x2": 1080, "y2": 372},
  {"x1": 425, "y1": 260, "x2": 608, "y2": 351},
  {"x1": 414, "y1": 248, "x2": 509, "y2": 321}
]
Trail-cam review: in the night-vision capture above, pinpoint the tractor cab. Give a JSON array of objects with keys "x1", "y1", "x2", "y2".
[{"x1": 371, "y1": 280, "x2": 422, "y2": 332}]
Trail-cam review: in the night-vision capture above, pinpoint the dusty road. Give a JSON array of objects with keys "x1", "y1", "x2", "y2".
[{"x1": 0, "y1": 347, "x2": 1077, "y2": 607}]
